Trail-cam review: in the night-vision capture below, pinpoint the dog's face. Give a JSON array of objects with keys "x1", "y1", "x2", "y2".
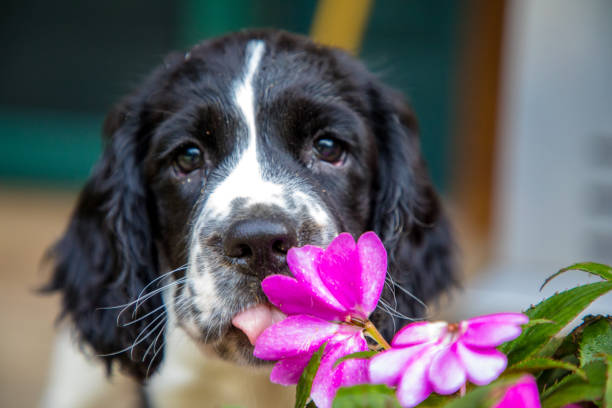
[{"x1": 46, "y1": 30, "x2": 455, "y2": 379}]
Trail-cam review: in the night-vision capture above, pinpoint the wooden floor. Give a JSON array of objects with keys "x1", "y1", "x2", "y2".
[{"x1": 0, "y1": 187, "x2": 76, "y2": 407}]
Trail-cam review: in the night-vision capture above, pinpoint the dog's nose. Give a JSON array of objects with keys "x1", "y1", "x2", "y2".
[{"x1": 223, "y1": 218, "x2": 297, "y2": 275}]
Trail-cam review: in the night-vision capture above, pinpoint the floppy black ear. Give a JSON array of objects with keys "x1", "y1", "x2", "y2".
[
  {"x1": 44, "y1": 99, "x2": 165, "y2": 380},
  {"x1": 368, "y1": 86, "x2": 456, "y2": 336}
]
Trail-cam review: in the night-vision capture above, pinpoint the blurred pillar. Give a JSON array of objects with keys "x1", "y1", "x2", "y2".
[
  {"x1": 310, "y1": 0, "x2": 373, "y2": 54},
  {"x1": 451, "y1": 0, "x2": 506, "y2": 242}
]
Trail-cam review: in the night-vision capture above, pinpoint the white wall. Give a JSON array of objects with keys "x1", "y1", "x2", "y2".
[{"x1": 446, "y1": 0, "x2": 612, "y2": 319}]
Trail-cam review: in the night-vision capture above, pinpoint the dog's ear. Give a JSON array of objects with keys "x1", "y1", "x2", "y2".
[
  {"x1": 368, "y1": 85, "x2": 456, "y2": 336},
  {"x1": 44, "y1": 97, "x2": 165, "y2": 380}
]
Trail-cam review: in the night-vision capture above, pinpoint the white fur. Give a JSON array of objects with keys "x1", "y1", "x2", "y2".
[
  {"x1": 293, "y1": 191, "x2": 334, "y2": 227},
  {"x1": 40, "y1": 326, "x2": 294, "y2": 408},
  {"x1": 205, "y1": 41, "x2": 286, "y2": 217},
  {"x1": 188, "y1": 247, "x2": 219, "y2": 324},
  {"x1": 146, "y1": 327, "x2": 295, "y2": 408},
  {"x1": 40, "y1": 327, "x2": 140, "y2": 408}
]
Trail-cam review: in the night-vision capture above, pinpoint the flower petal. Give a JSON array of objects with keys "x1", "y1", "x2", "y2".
[
  {"x1": 317, "y1": 233, "x2": 363, "y2": 313},
  {"x1": 253, "y1": 315, "x2": 338, "y2": 360},
  {"x1": 456, "y1": 342, "x2": 507, "y2": 386},
  {"x1": 335, "y1": 333, "x2": 370, "y2": 388},
  {"x1": 467, "y1": 312, "x2": 529, "y2": 326},
  {"x1": 286, "y1": 244, "x2": 324, "y2": 283},
  {"x1": 285, "y1": 246, "x2": 348, "y2": 315},
  {"x1": 356, "y1": 231, "x2": 387, "y2": 315},
  {"x1": 396, "y1": 346, "x2": 436, "y2": 408},
  {"x1": 392, "y1": 321, "x2": 448, "y2": 347},
  {"x1": 262, "y1": 275, "x2": 348, "y2": 321},
  {"x1": 310, "y1": 331, "x2": 368, "y2": 408},
  {"x1": 493, "y1": 375, "x2": 541, "y2": 408},
  {"x1": 270, "y1": 353, "x2": 311, "y2": 385},
  {"x1": 287, "y1": 245, "x2": 345, "y2": 311},
  {"x1": 369, "y1": 343, "x2": 432, "y2": 387},
  {"x1": 461, "y1": 313, "x2": 528, "y2": 348},
  {"x1": 428, "y1": 344, "x2": 466, "y2": 395}
]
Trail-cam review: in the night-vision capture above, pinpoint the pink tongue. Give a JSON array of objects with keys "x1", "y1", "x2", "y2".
[{"x1": 232, "y1": 304, "x2": 286, "y2": 346}]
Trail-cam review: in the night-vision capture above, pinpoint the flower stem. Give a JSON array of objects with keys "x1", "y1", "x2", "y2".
[{"x1": 364, "y1": 321, "x2": 391, "y2": 350}]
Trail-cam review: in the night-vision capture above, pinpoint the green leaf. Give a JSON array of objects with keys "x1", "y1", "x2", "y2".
[
  {"x1": 508, "y1": 357, "x2": 586, "y2": 379},
  {"x1": 415, "y1": 393, "x2": 451, "y2": 408},
  {"x1": 541, "y1": 360, "x2": 606, "y2": 407},
  {"x1": 333, "y1": 350, "x2": 378, "y2": 368},
  {"x1": 544, "y1": 315, "x2": 608, "y2": 365},
  {"x1": 332, "y1": 384, "x2": 401, "y2": 408},
  {"x1": 579, "y1": 316, "x2": 612, "y2": 367},
  {"x1": 295, "y1": 342, "x2": 327, "y2": 408},
  {"x1": 605, "y1": 355, "x2": 612, "y2": 408},
  {"x1": 522, "y1": 318, "x2": 554, "y2": 328},
  {"x1": 541, "y1": 262, "x2": 612, "y2": 290},
  {"x1": 501, "y1": 281, "x2": 612, "y2": 365},
  {"x1": 538, "y1": 337, "x2": 568, "y2": 364},
  {"x1": 535, "y1": 333, "x2": 581, "y2": 390}
]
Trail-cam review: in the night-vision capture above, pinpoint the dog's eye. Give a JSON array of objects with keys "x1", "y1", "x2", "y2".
[
  {"x1": 175, "y1": 145, "x2": 203, "y2": 173},
  {"x1": 313, "y1": 136, "x2": 345, "y2": 164}
]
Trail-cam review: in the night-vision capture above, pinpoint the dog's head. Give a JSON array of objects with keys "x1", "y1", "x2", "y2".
[{"x1": 46, "y1": 30, "x2": 455, "y2": 380}]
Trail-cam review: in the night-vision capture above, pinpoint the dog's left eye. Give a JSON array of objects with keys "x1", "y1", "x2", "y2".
[
  {"x1": 174, "y1": 145, "x2": 204, "y2": 173},
  {"x1": 313, "y1": 136, "x2": 345, "y2": 164}
]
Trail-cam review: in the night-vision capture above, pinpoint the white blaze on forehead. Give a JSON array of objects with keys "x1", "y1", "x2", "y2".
[{"x1": 204, "y1": 40, "x2": 285, "y2": 217}]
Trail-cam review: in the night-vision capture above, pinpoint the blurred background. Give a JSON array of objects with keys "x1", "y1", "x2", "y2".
[{"x1": 1, "y1": 0, "x2": 611, "y2": 406}]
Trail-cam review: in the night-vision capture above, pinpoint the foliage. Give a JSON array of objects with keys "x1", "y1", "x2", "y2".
[{"x1": 293, "y1": 262, "x2": 612, "y2": 408}]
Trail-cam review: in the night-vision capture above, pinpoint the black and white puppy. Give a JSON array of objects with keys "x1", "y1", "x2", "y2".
[{"x1": 43, "y1": 29, "x2": 455, "y2": 406}]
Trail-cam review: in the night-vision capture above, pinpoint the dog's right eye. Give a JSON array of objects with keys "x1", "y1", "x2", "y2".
[{"x1": 174, "y1": 145, "x2": 203, "y2": 174}]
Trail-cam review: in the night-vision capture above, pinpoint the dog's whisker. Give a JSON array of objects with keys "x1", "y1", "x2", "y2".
[
  {"x1": 98, "y1": 271, "x2": 188, "y2": 312},
  {"x1": 128, "y1": 277, "x2": 189, "y2": 319},
  {"x1": 112, "y1": 277, "x2": 185, "y2": 327},
  {"x1": 129, "y1": 280, "x2": 194, "y2": 358},
  {"x1": 174, "y1": 297, "x2": 192, "y2": 317},
  {"x1": 389, "y1": 279, "x2": 429, "y2": 313},
  {"x1": 120, "y1": 304, "x2": 166, "y2": 327},
  {"x1": 378, "y1": 298, "x2": 420, "y2": 321},
  {"x1": 97, "y1": 311, "x2": 167, "y2": 358},
  {"x1": 384, "y1": 274, "x2": 399, "y2": 309},
  {"x1": 376, "y1": 300, "x2": 405, "y2": 320},
  {"x1": 379, "y1": 301, "x2": 398, "y2": 332},
  {"x1": 128, "y1": 312, "x2": 169, "y2": 360},
  {"x1": 141, "y1": 296, "x2": 192, "y2": 365},
  {"x1": 142, "y1": 315, "x2": 168, "y2": 362},
  {"x1": 146, "y1": 330, "x2": 170, "y2": 379},
  {"x1": 134, "y1": 264, "x2": 188, "y2": 309},
  {"x1": 143, "y1": 300, "x2": 192, "y2": 379}
]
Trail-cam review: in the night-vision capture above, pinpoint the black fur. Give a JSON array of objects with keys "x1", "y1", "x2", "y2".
[
  {"x1": 367, "y1": 84, "x2": 456, "y2": 339},
  {"x1": 44, "y1": 93, "x2": 167, "y2": 378},
  {"x1": 45, "y1": 29, "x2": 455, "y2": 381}
]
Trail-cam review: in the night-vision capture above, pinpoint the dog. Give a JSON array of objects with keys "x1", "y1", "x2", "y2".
[{"x1": 42, "y1": 29, "x2": 455, "y2": 407}]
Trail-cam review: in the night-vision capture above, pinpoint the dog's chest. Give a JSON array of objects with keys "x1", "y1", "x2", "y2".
[{"x1": 146, "y1": 327, "x2": 295, "y2": 408}]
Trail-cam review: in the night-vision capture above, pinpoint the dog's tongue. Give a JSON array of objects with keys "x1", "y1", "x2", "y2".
[{"x1": 232, "y1": 304, "x2": 286, "y2": 346}]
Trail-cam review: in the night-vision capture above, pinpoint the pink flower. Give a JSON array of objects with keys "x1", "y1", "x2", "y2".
[
  {"x1": 369, "y1": 313, "x2": 528, "y2": 407},
  {"x1": 493, "y1": 375, "x2": 541, "y2": 408},
  {"x1": 253, "y1": 232, "x2": 388, "y2": 408}
]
